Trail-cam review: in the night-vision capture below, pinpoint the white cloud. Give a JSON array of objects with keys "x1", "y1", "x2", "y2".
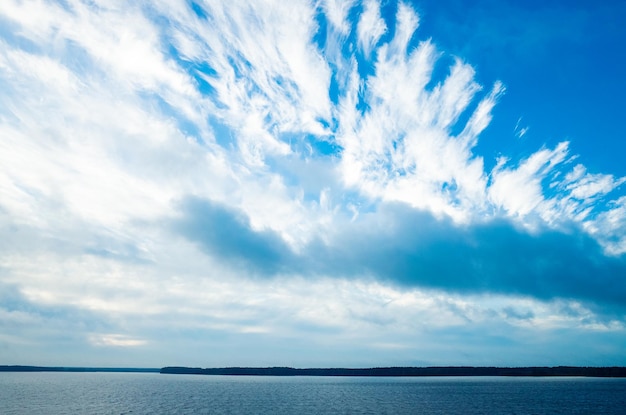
[
  {"x1": 1, "y1": 0, "x2": 621, "y2": 246},
  {"x1": 0, "y1": 0, "x2": 623, "y2": 269},
  {"x1": 563, "y1": 164, "x2": 625, "y2": 200},
  {"x1": 489, "y1": 142, "x2": 570, "y2": 219},
  {"x1": 321, "y1": 0, "x2": 356, "y2": 35},
  {"x1": 584, "y1": 196, "x2": 626, "y2": 255},
  {"x1": 357, "y1": 0, "x2": 386, "y2": 58},
  {"x1": 514, "y1": 117, "x2": 529, "y2": 138},
  {"x1": 335, "y1": 33, "x2": 504, "y2": 222},
  {"x1": 389, "y1": 2, "x2": 420, "y2": 57},
  {"x1": 89, "y1": 334, "x2": 147, "y2": 347}
]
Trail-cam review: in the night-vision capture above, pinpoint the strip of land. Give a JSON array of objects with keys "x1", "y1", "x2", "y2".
[
  {"x1": 160, "y1": 366, "x2": 626, "y2": 377},
  {"x1": 0, "y1": 366, "x2": 159, "y2": 373}
]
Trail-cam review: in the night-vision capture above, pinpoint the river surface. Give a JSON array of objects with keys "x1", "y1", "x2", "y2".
[{"x1": 2, "y1": 372, "x2": 626, "y2": 414}]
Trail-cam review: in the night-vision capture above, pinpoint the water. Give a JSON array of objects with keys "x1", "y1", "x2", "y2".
[{"x1": 1, "y1": 372, "x2": 626, "y2": 414}]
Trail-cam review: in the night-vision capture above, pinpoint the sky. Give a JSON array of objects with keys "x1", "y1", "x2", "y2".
[{"x1": 1, "y1": 0, "x2": 625, "y2": 368}]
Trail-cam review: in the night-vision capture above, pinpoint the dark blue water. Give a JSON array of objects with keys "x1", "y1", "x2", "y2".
[{"x1": 1, "y1": 372, "x2": 625, "y2": 414}]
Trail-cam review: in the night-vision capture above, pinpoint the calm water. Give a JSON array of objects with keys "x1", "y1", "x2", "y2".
[{"x1": 1, "y1": 372, "x2": 626, "y2": 414}]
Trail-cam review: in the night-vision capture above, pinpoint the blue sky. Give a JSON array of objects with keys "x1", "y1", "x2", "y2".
[{"x1": 1, "y1": 0, "x2": 625, "y2": 368}]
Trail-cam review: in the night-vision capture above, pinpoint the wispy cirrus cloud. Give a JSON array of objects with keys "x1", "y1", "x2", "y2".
[{"x1": 357, "y1": 0, "x2": 387, "y2": 58}]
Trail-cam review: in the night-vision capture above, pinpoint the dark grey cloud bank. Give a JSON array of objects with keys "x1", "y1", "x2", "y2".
[
  {"x1": 176, "y1": 198, "x2": 292, "y2": 274},
  {"x1": 174, "y1": 197, "x2": 626, "y2": 310}
]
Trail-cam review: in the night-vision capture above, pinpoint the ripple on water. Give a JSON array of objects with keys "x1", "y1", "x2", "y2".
[{"x1": 1, "y1": 373, "x2": 626, "y2": 415}]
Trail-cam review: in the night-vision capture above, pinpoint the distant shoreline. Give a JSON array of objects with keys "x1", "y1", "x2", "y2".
[
  {"x1": 159, "y1": 366, "x2": 626, "y2": 377},
  {"x1": 3, "y1": 365, "x2": 626, "y2": 377},
  {"x1": 0, "y1": 366, "x2": 159, "y2": 373}
]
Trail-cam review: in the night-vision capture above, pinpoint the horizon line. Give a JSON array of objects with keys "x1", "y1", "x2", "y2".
[{"x1": 3, "y1": 365, "x2": 626, "y2": 378}]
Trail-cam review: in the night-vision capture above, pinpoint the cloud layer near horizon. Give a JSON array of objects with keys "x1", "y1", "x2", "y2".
[{"x1": 0, "y1": 0, "x2": 624, "y2": 366}]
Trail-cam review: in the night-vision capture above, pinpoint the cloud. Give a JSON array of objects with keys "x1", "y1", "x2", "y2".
[
  {"x1": 1, "y1": 0, "x2": 624, "y2": 284},
  {"x1": 321, "y1": 0, "x2": 356, "y2": 36},
  {"x1": 489, "y1": 142, "x2": 571, "y2": 218},
  {"x1": 514, "y1": 117, "x2": 529, "y2": 139},
  {"x1": 171, "y1": 199, "x2": 626, "y2": 309},
  {"x1": 260, "y1": 220, "x2": 620, "y2": 318},
  {"x1": 173, "y1": 197, "x2": 294, "y2": 275},
  {"x1": 88, "y1": 334, "x2": 147, "y2": 347},
  {"x1": 0, "y1": 0, "x2": 625, "y2": 366},
  {"x1": 357, "y1": 0, "x2": 386, "y2": 58},
  {"x1": 489, "y1": 142, "x2": 626, "y2": 247},
  {"x1": 328, "y1": 205, "x2": 626, "y2": 308}
]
